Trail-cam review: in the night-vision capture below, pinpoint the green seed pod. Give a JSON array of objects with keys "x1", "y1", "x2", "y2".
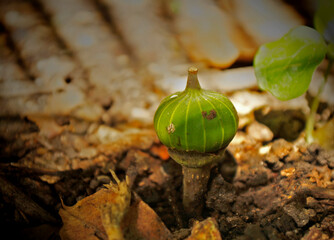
[{"x1": 154, "y1": 67, "x2": 238, "y2": 154}]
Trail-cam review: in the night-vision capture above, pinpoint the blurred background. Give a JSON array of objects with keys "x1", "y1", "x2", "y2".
[{"x1": 0, "y1": 0, "x2": 323, "y2": 126}]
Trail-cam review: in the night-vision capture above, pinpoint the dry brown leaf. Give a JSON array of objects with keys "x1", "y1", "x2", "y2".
[
  {"x1": 59, "y1": 171, "x2": 130, "y2": 240},
  {"x1": 121, "y1": 198, "x2": 173, "y2": 240},
  {"x1": 101, "y1": 171, "x2": 131, "y2": 240}
]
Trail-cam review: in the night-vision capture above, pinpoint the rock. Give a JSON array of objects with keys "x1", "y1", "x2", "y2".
[
  {"x1": 39, "y1": 175, "x2": 61, "y2": 184},
  {"x1": 301, "y1": 226, "x2": 329, "y2": 240},
  {"x1": 96, "y1": 175, "x2": 111, "y2": 184},
  {"x1": 230, "y1": 90, "x2": 269, "y2": 116},
  {"x1": 232, "y1": 0, "x2": 304, "y2": 46},
  {"x1": 272, "y1": 212, "x2": 296, "y2": 233},
  {"x1": 72, "y1": 102, "x2": 104, "y2": 122},
  {"x1": 246, "y1": 121, "x2": 274, "y2": 142},
  {"x1": 89, "y1": 179, "x2": 99, "y2": 189},
  {"x1": 280, "y1": 167, "x2": 296, "y2": 178},
  {"x1": 265, "y1": 154, "x2": 284, "y2": 172},
  {"x1": 60, "y1": 132, "x2": 89, "y2": 156},
  {"x1": 69, "y1": 120, "x2": 90, "y2": 134},
  {"x1": 283, "y1": 202, "x2": 310, "y2": 227},
  {"x1": 186, "y1": 217, "x2": 222, "y2": 240},
  {"x1": 94, "y1": 125, "x2": 122, "y2": 144},
  {"x1": 174, "y1": 0, "x2": 239, "y2": 68},
  {"x1": 270, "y1": 139, "x2": 293, "y2": 159},
  {"x1": 78, "y1": 147, "x2": 97, "y2": 159},
  {"x1": 255, "y1": 109, "x2": 306, "y2": 141},
  {"x1": 259, "y1": 145, "x2": 271, "y2": 155},
  {"x1": 202, "y1": 67, "x2": 257, "y2": 92},
  {"x1": 130, "y1": 107, "x2": 153, "y2": 123},
  {"x1": 231, "y1": 91, "x2": 308, "y2": 116},
  {"x1": 27, "y1": 115, "x2": 64, "y2": 139}
]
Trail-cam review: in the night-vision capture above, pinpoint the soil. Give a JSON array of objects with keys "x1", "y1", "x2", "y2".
[{"x1": 0, "y1": 114, "x2": 334, "y2": 240}]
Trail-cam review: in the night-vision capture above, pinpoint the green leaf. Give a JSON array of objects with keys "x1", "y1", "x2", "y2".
[
  {"x1": 254, "y1": 26, "x2": 327, "y2": 100},
  {"x1": 314, "y1": 0, "x2": 334, "y2": 44}
]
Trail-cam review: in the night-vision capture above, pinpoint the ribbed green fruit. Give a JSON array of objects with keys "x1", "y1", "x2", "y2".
[{"x1": 154, "y1": 67, "x2": 238, "y2": 153}]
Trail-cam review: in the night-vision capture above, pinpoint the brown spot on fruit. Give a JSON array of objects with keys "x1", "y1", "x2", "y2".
[
  {"x1": 207, "y1": 110, "x2": 217, "y2": 120},
  {"x1": 202, "y1": 110, "x2": 217, "y2": 120}
]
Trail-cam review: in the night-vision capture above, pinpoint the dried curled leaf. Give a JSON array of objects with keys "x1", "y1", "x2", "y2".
[
  {"x1": 100, "y1": 171, "x2": 131, "y2": 240},
  {"x1": 59, "y1": 170, "x2": 130, "y2": 240},
  {"x1": 121, "y1": 199, "x2": 173, "y2": 240}
]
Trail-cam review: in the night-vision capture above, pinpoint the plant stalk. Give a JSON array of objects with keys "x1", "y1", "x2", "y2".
[
  {"x1": 182, "y1": 164, "x2": 211, "y2": 217},
  {"x1": 305, "y1": 59, "x2": 333, "y2": 143}
]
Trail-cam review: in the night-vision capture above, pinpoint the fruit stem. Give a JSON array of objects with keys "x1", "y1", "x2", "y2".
[
  {"x1": 182, "y1": 164, "x2": 211, "y2": 217},
  {"x1": 186, "y1": 66, "x2": 201, "y2": 90},
  {"x1": 168, "y1": 148, "x2": 226, "y2": 217}
]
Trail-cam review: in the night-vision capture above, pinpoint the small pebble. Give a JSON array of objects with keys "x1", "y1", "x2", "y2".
[
  {"x1": 89, "y1": 179, "x2": 99, "y2": 189},
  {"x1": 246, "y1": 121, "x2": 274, "y2": 142},
  {"x1": 271, "y1": 139, "x2": 293, "y2": 159},
  {"x1": 97, "y1": 175, "x2": 111, "y2": 184},
  {"x1": 79, "y1": 147, "x2": 97, "y2": 158}
]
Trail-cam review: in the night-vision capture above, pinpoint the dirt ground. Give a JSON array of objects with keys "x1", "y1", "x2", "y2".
[{"x1": 0, "y1": 112, "x2": 334, "y2": 239}]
